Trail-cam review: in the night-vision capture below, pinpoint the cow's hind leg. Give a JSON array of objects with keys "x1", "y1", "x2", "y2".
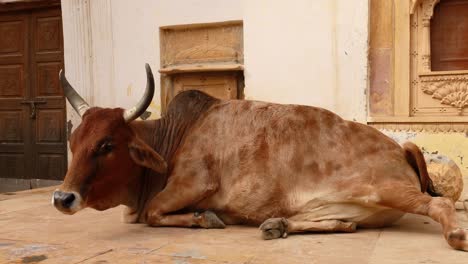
[
  {"x1": 259, "y1": 217, "x2": 356, "y2": 240},
  {"x1": 379, "y1": 186, "x2": 467, "y2": 251}
]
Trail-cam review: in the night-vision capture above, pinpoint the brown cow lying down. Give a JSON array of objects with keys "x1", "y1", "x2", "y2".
[{"x1": 53, "y1": 64, "x2": 467, "y2": 251}]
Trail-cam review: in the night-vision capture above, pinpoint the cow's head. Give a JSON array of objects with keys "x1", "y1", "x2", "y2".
[{"x1": 52, "y1": 64, "x2": 167, "y2": 214}]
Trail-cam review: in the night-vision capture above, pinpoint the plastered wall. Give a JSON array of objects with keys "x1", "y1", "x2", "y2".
[
  {"x1": 61, "y1": 0, "x2": 466, "y2": 201},
  {"x1": 62, "y1": 0, "x2": 368, "y2": 123},
  {"x1": 383, "y1": 131, "x2": 468, "y2": 201},
  {"x1": 242, "y1": 0, "x2": 368, "y2": 122},
  {"x1": 110, "y1": 0, "x2": 244, "y2": 117}
]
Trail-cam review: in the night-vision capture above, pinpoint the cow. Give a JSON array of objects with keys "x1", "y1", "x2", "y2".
[{"x1": 52, "y1": 64, "x2": 467, "y2": 251}]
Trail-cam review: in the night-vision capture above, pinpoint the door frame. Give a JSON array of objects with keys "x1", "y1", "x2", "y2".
[{"x1": 0, "y1": 0, "x2": 60, "y2": 13}]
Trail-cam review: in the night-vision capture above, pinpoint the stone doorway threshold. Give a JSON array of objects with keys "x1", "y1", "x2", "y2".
[{"x1": 0, "y1": 178, "x2": 61, "y2": 193}]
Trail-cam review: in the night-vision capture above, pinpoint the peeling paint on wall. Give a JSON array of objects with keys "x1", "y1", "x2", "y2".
[
  {"x1": 381, "y1": 130, "x2": 468, "y2": 201},
  {"x1": 127, "y1": 84, "x2": 133, "y2": 96}
]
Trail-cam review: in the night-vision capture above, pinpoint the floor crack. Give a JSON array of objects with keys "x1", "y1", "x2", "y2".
[
  {"x1": 368, "y1": 228, "x2": 383, "y2": 264},
  {"x1": 145, "y1": 242, "x2": 170, "y2": 255},
  {"x1": 73, "y1": 248, "x2": 113, "y2": 264}
]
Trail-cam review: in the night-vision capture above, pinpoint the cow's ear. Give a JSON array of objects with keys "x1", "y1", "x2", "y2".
[{"x1": 128, "y1": 137, "x2": 167, "y2": 174}]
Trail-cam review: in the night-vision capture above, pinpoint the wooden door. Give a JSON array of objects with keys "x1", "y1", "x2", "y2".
[
  {"x1": 0, "y1": 5, "x2": 66, "y2": 182},
  {"x1": 30, "y1": 8, "x2": 66, "y2": 181},
  {"x1": 0, "y1": 12, "x2": 30, "y2": 180},
  {"x1": 431, "y1": 0, "x2": 468, "y2": 71}
]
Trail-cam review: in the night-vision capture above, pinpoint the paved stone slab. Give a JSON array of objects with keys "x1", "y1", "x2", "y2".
[{"x1": 0, "y1": 187, "x2": 467, "y2": 263}]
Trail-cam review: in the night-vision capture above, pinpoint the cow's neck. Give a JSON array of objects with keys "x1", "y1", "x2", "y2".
[
  {"x1": 123, "y1": 118, "x2": 196, "y2": 221},
  {"x1": 126, "y1": 91, "x2": 218, "y2": 221},
  {"x1": 124, "y1": 120, "x2": 163, "y2": 221}
]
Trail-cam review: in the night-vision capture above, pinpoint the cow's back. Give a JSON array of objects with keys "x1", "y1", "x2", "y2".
[{"x1": 170, "y1": 99, "x2": 419, "y2": 224}]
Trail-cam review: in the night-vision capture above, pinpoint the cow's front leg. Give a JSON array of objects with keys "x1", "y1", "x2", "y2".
[
  {"x1": 145, "y1": 178, "x2": 225, "y2": 229},
  {"x1": 122, "y1": 206, "x2": 139, "y2": 223},
  {"x1": 148, "y1": 210, "x2": 225, "y2": 228}
]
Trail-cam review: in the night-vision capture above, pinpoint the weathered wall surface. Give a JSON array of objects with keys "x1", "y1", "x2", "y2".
[
  {"x1": 61, "y1": 0, "x2": 466, "y2": 202},
  {"x1": 110, "y1": 0, "x2": 243, "y2": 117},
  {"x1": 384, "y1": 131, "x2": 468, "y2": 201},
  {"x1": 62, "y1": 0, "x2": 368, "y2": 122},
  {"x1": 242, "y1": 0, "x2": 368, "y2": 122},
  {"x1": 367, "y1": 0, "x2": 467, "y2": 202}
]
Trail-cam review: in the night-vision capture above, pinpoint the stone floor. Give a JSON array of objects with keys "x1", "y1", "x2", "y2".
[{"x1": 0, "y1": 187, "x2": 467, "y2": 264}]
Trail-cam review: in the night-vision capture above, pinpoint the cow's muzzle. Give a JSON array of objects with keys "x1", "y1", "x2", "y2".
[{"x1": 52, "y1": 190, "x2": 83, "y2": 214}]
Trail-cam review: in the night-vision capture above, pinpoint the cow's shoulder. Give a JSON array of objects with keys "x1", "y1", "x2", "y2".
[{"x1": 166, "y1": 90, "x2": 219, "y2": 116}]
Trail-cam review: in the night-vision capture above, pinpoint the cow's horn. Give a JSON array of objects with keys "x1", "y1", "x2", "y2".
[
  {"x1": 123, "y1": 63, "x2": 155, "y2": 122},
  {"x1": 59, "y1": 70, "x2": 90, "y2": 117}
]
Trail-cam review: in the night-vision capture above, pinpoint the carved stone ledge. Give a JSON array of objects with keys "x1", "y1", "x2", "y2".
[
  {"x1": 411, "y1": 0, "x2": 441, "y2": 18},
  {"x1": 370, "y1": 123, "x2": 468, "y2": 133},
  {"x1": 420, "y1": 74, "x2": 468, "y2": 114},
  {"x1": 421, "y1": 0, "x2": 441, "y2": 20}
]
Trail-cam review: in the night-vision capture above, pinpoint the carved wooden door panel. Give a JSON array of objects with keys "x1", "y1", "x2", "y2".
[
  {"x1": 0, "y1": 12, "x2": 31, "y2": 180},
  {"x1": 30, "y1": 8, "x2": 66, "y2": 180},
  {"x1": 0, "y1": 7, "x2": 66, "y2": 181}
]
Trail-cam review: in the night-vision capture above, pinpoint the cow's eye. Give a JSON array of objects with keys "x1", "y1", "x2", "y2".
[{"x1": 97, "y1": 141, "x2": 114, "y2": 155}]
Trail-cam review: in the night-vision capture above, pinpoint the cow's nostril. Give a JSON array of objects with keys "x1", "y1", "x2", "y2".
[
  {"x1": 61, "y1": 193, "x2": 76, "y2": 208},
  {"x1": 53, "y1": 191, "x2": 62, "y2": 205}
]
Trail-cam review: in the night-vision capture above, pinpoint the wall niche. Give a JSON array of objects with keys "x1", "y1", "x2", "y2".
[{"x1": 159, "y1": 21, "x2": 244, "y2": 113}]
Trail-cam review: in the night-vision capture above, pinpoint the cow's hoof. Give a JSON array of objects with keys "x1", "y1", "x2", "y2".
[
  {"x1": 260, "y1": 218, "x2": 288, "y2": 240},
  {"x1": 122, "y1": 206, "x2": 139, "y2": 223},
  {"x1": 197, "y1": 211, "x2": 226, "y2": 229},
  {"x1": 339, "y1": 221, "x2": 357, "y2": 232},
  {"x1": 448, "y1": 228, "x2": 468, "y2": 251}
]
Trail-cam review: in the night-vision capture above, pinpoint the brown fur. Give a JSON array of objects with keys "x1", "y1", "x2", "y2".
[
  {"x1": 57, "y1": 90, "x2": 467, "y2": 251},
  {"x1": 403, "y1": 142, "x2": 438, "y2": 195}
]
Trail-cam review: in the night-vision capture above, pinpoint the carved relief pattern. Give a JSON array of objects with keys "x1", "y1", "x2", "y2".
[
  {"x1": 370, "y1": 123, "x2": 467, "y2": 133},
  {"x1": 36, "y1": 18, "x2": 60, "y2": 52},
  {"x1": 0, "y1": 66, "x2": 22, "y2": 97},
  {"x1": 0, "y1": 111, "x2": 23, "y2": 142},
  {"x1": 53, "y1": 155, "x2": 64, "y2": 178},
  {"x1": 37, "y1": 63, "x2": 60, "y2": 96},
  {"x1": 160, "y1": 22, "x2": 243, "y2": 67},
  {"x1": 420, "y1": 75, "x2": 468, "y2": 115},
  {"x1": 421, "y1": 0, "x2": 441, "y2": 21},
  {"x1": 0, "y1": 21, "x2": 22, "y2": 54},
  {"x1": 37, "y1": 111, "x2": 61, "y2": 142},
  {"x1": 174, "y1": 44, "x2": 239, "y2": 65},
  {"x1": 38, "y1": 154, "x2": 63, "y2": 180},
  {"x1": 421, "y1": 55, "x2": 431, "y2": 71},
  {"x1": 159, "y1": 22, "x2": 244, "y2": 112},
  {"x1": 0, "y1": 154, "x2": 25, "y2": 179},
  {"x1": 410, "y1": 0, "x2": 468, "y2": 119},
  {"x1": 417, "y1": 0, "x2": 441, "y2": 73}
]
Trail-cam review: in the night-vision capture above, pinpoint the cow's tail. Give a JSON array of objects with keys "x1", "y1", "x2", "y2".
[{"x1": 403, "y1": 142, "x2": 440, "y2": 197}]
